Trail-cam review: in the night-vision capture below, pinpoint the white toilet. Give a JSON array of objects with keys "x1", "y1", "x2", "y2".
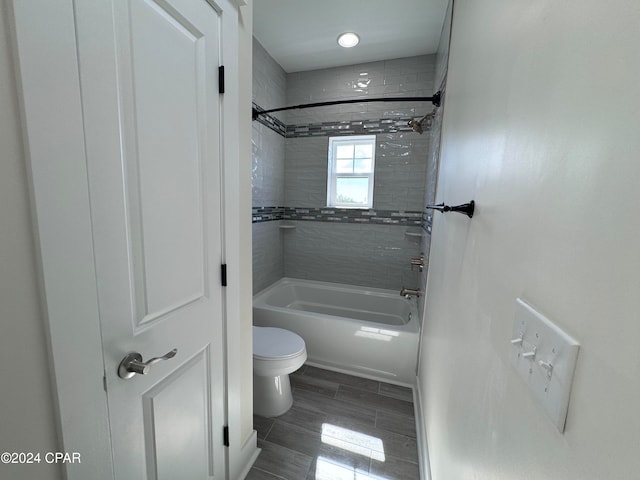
[{"x1": 253, "y1": 326, "x2": 307, "y2": 417}]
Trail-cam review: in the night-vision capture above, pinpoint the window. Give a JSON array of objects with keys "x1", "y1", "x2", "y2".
[{"x1": 327, "y1": 135, "x2": 376, "y2": 208}]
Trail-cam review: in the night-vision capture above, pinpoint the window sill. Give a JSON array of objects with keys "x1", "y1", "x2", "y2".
[{"x1": 326, "y1": 205, "x2": 373, "y2": 210}]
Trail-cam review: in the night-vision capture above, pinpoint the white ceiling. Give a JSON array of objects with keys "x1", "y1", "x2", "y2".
[{"x1": 253, "y1": 0, "x2": 449, "y2": 73}]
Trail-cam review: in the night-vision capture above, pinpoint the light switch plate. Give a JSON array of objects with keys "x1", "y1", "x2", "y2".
[{"x1": 510, "y1": 298, "x2": 580, "y2": 432}]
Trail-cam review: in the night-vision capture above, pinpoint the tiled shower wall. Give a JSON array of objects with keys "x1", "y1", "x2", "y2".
[
  {"x1": 286, "y1": 56, "x2": 435, "y2": 125},
  {"x1": 419, "y1": 0, "x2": 453, "y2": 315},
  {"x1": 283, "y1": 56, "x2": 435, "y2": 290},
  {"x1": 252, "y1": 40, "x2": 437, "y2": 292},
  {"x1": 285, "y1": 135, "x2": 430, "y2": 211},
  {"x1": 252, "y1": 39, "x2": 286, "y2": 293}
]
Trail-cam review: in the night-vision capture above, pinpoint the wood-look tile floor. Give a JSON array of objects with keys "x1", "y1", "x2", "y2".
[{"x1": 247, "y1": 365, "x2": 420, "y2": 480}]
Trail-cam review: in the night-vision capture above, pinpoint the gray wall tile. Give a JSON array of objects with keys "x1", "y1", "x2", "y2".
[
  {"x1": 252, "y1": 221, "x2": 284, "y2": 294},
  {"x1": 284, "y1": 56, "x2": 435, "y2": 218},
  {"x1": 284, "y1": 137, "x2": 328, "y2": 208},
  {"x1": 419, "y1": 11, "x2": 452, "y2": 317},
  {"x1": 252, "y1": 45, "x2": 436, "y2": 292},
  {"x1": 253, "y1": 39, "x2": 287, "y2": 289},
  {"x1": 285, "y1": 132, "x2": 429, "y2": 212},
  {"x1": 435, "y1": 0, "x2": 454, "y2": 89},
  {"x1": 253, "y1": 39, "x2": 287, "y2": 121},
  {"x1": 252, "y1": 38, "x2": 287, "y2": 208},
  {"x1": 283, "y1": 222, "x2": 420, "y2": 291},
  {"x1": 286, "y1": 55, "x2": 436, "y2": 125}
]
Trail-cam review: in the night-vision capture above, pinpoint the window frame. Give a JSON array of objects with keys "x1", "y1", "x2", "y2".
[{"x1": 326, "y1": 135, "x2": 376, "y2": 209}]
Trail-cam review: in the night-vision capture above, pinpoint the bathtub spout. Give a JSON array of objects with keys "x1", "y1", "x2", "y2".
[{"x1": 400, "y1": 287, "x2": 421, "y2": 298}]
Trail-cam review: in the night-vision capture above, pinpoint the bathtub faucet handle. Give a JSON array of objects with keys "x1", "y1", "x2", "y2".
[{"x1": 410, "y1": 256, "x2": 424, "y2": 272}]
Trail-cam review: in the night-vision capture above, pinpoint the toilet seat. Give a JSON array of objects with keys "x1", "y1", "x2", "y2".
[{"x1": 253, "y1": 326, "x2": 306, "y2": 361}]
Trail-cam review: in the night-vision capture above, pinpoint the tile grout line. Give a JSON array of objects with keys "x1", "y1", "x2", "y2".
[
  {"x1": 256, "y1": 439, "x2": 315, "y2": 478},
  {"x1": 335, "y1": 384, "x2": 415, "y2": 416},
  {"x1": 252, "y1": 466, "x2": 289, "y2": 480},
  {"x1": 262, "y1": 419, "x2": 276, "y2": 441},
  {"x1": 253, "y1": 365, "x2": 421, "y2": 479}
]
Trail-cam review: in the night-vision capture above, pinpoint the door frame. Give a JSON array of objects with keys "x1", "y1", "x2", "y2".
[{"x1": 9, "y1": 0, "x2": 251, "y2": 478}]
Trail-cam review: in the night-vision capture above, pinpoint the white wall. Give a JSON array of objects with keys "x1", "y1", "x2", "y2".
[
  {"x1": 0, "y1": 3, "x2": 61, "y2": 479},
  {"x1": 418, "y1": 0, "x2": 640, "y2": 478}
]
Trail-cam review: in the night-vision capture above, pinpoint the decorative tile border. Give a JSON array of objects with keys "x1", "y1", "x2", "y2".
[
  {"x1": 253, "y1": 102, "x2": 430, "y2": 139},
  {"x1": 286, "y1": 117, "x2": 425, "y2": 138},
  {"x1": 252, "y1": 206, "x2": 285, "y2": 223},
  {"x1": 253, "y1": 103, "x2": 287, "y2": 137},
  {"x1": 252, "y1": 206, "x2": 423, "y2": 226}
]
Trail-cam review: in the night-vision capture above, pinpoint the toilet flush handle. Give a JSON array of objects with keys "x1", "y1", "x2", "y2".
[{"x1": 117, "y1": 348, "x2": 177, "y2": 379}]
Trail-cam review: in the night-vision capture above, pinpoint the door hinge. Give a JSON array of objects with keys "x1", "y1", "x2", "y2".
[
  {"x1": 221, "y1": 264, "x2": 227, "y2": 287},
  {"x1": 223, "y1": 426, "x2": 229, "y2": 447},
  {"x1": 218, "y1": 65, "x2": 225, "y2": 94},
  {"x1": 103, "y1": 374, "x2": 107, "y2": 392}
]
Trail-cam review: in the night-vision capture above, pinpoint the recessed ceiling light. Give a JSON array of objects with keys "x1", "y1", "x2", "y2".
[{"x1": 337, "y1": 32, "x2": 360, "y2": 48}]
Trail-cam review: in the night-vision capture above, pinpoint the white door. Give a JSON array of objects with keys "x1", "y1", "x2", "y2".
[{"x1": 75, "y1": 0, "x2": 226, "y2": 478}]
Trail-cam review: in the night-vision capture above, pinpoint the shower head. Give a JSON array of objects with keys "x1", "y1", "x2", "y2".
[
  {"x1": 408, "y1": 109, "x2": 436, "y2": 134},
  {"x1": 408, "y1": 117, "x2": 426, "y2": 134}
]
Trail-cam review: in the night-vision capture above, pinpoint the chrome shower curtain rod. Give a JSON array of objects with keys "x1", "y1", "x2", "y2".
[{"x1": 252, "y1": 91, "x2": 441, "y2": 120}]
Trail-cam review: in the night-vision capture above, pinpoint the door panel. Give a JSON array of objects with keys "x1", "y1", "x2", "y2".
[
  {"x1": 129, "y1": 0, "x2": 207, "y2": 322},
  {"x1": 143, "y1": 348, "x2": 212, "y2": 478},
  {"x1": 75, "y1": 0, "x2": 226, "y2": 478}
]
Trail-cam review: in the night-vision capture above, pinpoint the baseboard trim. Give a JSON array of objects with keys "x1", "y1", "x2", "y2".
[
  {"x1": 304, "y1": 360, "x2": 415, "y2": 389},
  {"x1": 414, "y1": 376, "x2": 432, "y2": 480},
  {"x1": 236, "y1": 430, "x2": 261, "y2": 480}
]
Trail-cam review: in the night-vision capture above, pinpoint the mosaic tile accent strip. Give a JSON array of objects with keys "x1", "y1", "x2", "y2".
[
  {"x1": 252, "y1": 206, "x2": 285, "y2": 223},
  {"x1": 253, "y1": 102, "x2": 287, "y2": 137},
  {"x1": 253, "y1": 102, "x2": 431, "y2": 139},
  {"x1": 252, "y1": 206, "x2": 423, "y2": 226},
  {"x1": 285, "y1": 117, "x2": 431, "y2": 138}
]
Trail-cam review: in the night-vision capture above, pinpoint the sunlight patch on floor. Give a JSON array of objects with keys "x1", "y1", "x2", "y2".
[
  {"x1": 314, "y1": 456, "x2": 390, "y2": 480},
  {"x1": 321, "y1": 423, "x2": 385, "y2": 462}
]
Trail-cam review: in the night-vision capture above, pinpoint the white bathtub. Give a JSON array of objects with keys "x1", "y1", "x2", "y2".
[{"x1": 253, "y1": 277, "x2": 419, "y2": 386}]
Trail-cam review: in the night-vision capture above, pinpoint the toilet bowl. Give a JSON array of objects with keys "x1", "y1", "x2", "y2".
[{"x1": 253, "y1": 326, "x2": 307, "y2": 417}]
